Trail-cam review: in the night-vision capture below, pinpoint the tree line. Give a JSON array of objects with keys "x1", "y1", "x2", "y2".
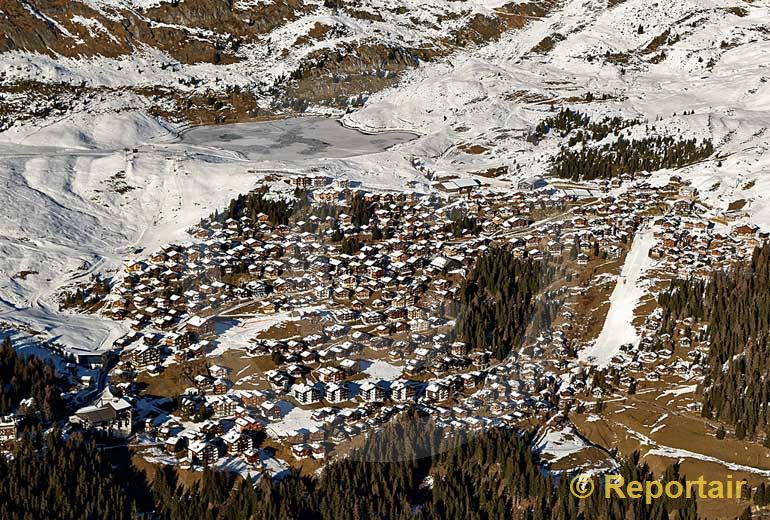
[
  {"x1": 657, "y1": 243, "x2": 770, "y2": 439},
  {"x1": 0, "y1": 430, "x2": 145, "y2": 520},
  {"x1": 528, "y1": 108, "x2": 640, "y2": 145},
  {"x1": 550, "y1": 135, "x2": 714, "y2": 181},
  {"x1": 208, "y1": 187, "x2": 304, "y2": 227},
  {"x1": 0, "y1": 414, "x2": 722, "y2": 519},
  {"x1": 528, "y1": 107, "x2": 714, "y2": 181},
  {"x1": 441, "y1": 207, "x2": 481, "y2": 237},
  {"x1": 0, "y1": 337, "x2": 65, "y2": 422}
]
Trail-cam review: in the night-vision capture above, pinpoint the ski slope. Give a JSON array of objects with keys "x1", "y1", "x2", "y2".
[{"x1": 580, "y1": 226, "x2": 658, "y2": 367}]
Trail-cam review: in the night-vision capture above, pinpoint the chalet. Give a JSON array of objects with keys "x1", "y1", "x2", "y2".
[
  {"x1": 510, "y1": 217, "x2": 532, "y2": 229},
  {"x1": 235, "y1": 416, "x2": 263, "y2": 433},
  {"x1": 209, "y1": 364, "x2": 230, "y2": 379},
  {"x1": 735, "y1": 224, "x2": 759, "y2": 236},
  {"x1": 391, "y1": 380, "x2": 416, "y2": 402},
  {"x1": 193, "y1": 374, "x2": 215, "y2": 394},
  {"x1": 260, "y1": 301, "x2": 277, "y2": 314},
  {"x1": 310, "y1": 442, "x2": 328, "y2": 460},
  {"x1": 186, "y1": 315, "x2": 215, "y2": 339},
  {"x1": 125, "y1": 261, "x2": 146, "y2": 273},
  {"x1": 461, "y1": 372, "x2": 480, "y2": 388},
  {"x1": 285, "y1": 429, "x2": 307, "y2": 445},
  {"x1": 149, "y1": 252, "x2": 166, "y2": 265},
  {"x1": 188, "y1": 440, "x2": 220, "y2": 466},
  {"x1": 286, "y1": 364, "x2": 308, "y2": 379},
  {"x1": 450, "y1": 342, "x2": 468, "y2": 357},
  {"x1": 528, "y1": 249, "x2": 544, "y2": 261},
  {"x1": 0, "y1": 415, "x2": 19, "y2": 445},
  {"x1": 211, "y1": 395, "x2": 239, "y2": 418},
  {"x1": 212, "y1": 378, "x2": 231, "y2": 395},
  {"x1": 291, "y1": 444, "x2": 312, "y2": 459},
  {"x1": 325, "y1": 382, "x2": 350, "y2": 403},
  {"x1": 359, "y1": 381, "x2": 386, "y2": 403},
  {"x1": 164, "y1": 436, "x2": 186, "y2": 454},
  {"x1": 317, "y1": 366, "x2": 345, "y2": 384},
  {"x1": 163, "y1": 332, "x2": 190, "y2": 349},
  {"x1": 672, "y1": 199, "x2": 692, "y2": 213},
  {"x1": 361, "y1": 311, "x2": 386, "y2": 325},
  {"x1": 517, "y1": 176, "x2": 547, "y2": 191},
  {"x1": 292, "y1": 383, "x2": 322, "y2": 405},
  {"x1": 414, "y1": 347, "x2": 431, "y2": 361},
  {"x1": 223, "y1": 430, "x2": 254, "y2": 455},
  {"x1": 273, "y1": 278, "x2": 294, "y2": 294},
  {"x1": 355, "y1": 286, "x2": 372, "y2": 300},
  {"x1": 315, "y1": 285, "x2": 332, "y2": 299},
  {"x1": 315, "y1": 190, "x2": 339, "y2": 203},
  {"x1": 200, "y1": 420, "x2": 225, "y2": 439},
  {"x1": 336, "y1": 308, "x2": 356, "y2": 322},
  {"x1": 130, "y1": 345, "x2": 160, "y2": 368},
  {"x1": 261, "y1": 401, "x2": 282, "y2": 421},
  {"x1": 308, "y1": 426, "x2": 326, "y2": 442},
  {"x1": 425, "y1": 382, "x2": 450, "y2": 402},
  {"x1": 266, "y1": 370, "x2": 290, "y2": 391},
  {"x1": 294, "y1": 176, "x2": 312, "y2": 189},
  {"x1": 407, "y1": 306, "x2": 425, "y2": 320},
  {"x1": 547, "y1": 241, "x2": 563, "y2": 257}
]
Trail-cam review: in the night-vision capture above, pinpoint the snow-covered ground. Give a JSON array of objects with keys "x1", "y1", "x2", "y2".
[
  {"x1": 343, "y1": 0, "x2": 770, "y2": 235},
  {"x1": 657, "y1": 384, "x2": 698, "y2": 399},
  {"x1": 0, "y1": 0, "x2": 523, "y2": 102},
  {"x1": 361, "y1": 359, "x2": 403, "y2": 381},
  {"x1": 0, "y1": 115, "x2": 417, "y2": 353},
  {"x1": 265, "y1": 407, "x2": 324, "y2": 439},
  {"x1": 534, "y1": 424, "x2": 591, "y2": 464},
  {"x1": 209, "y1": 314, "x2": 299, "y2": 358},
  {"x1": 580, "y1": 226, "x2": 658, "y2": 367},
  {"x1": 624, "y1": 425, "x2": 770, "y2": 477}
]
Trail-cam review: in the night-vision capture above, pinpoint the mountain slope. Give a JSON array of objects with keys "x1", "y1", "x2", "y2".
[
  {"x1": 345, "y1": 0, "x2": 770, "y2": 224},
  {"x1": 0, "y1": 0, "x2": 556, "y2": 128}
]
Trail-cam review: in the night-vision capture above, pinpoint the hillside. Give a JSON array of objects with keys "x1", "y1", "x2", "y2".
[
  {"x1": 346, "y1": 0, "x2": 770, "y2": 229},
  {"x1": 0, "y1": 0, "x2": 766, "y2": 361},
  {"x1": 0, "y1": 0, "x2": 553, "y2": 128}
]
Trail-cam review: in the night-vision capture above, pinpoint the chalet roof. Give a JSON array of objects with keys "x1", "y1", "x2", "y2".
[{"x1": 187, "y1": 315, "x2": 209, "y2": 328}]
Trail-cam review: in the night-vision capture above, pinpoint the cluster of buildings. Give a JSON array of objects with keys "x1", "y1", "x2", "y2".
[
  {"x1": 49, "y1": 171, "x2": 763, "y2": 476},
  {"x1": 649, "y1": 216, "x2": 761, "y2": 278}
]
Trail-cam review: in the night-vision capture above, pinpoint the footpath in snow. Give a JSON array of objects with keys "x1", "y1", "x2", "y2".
[{"x1": 580, "y1": 225, "x2": 657, "y2": 367}]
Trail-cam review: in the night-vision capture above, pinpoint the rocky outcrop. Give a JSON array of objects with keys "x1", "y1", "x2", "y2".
[{"x1": 0, "y1": 0, "x2": 312, "y2": 63}]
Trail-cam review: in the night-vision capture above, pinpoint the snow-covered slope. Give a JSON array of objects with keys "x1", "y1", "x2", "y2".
[
  {"x1": 345, "y1": 0, "x2": 770, "y2": 230},
  {"x1": 0, "y1": 116, "x2": 420, "y2": 352},
  {"x1": 3, "y1": 0, "x2": 770, "y2": 354},
  {"x1": 0, "y1": 0, "x2": 553, "y2": 128}
]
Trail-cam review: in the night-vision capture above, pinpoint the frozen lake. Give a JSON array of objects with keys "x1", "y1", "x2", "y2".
[{"x1": 177, "y1": 117, "x2": 416, "y2": 161}]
